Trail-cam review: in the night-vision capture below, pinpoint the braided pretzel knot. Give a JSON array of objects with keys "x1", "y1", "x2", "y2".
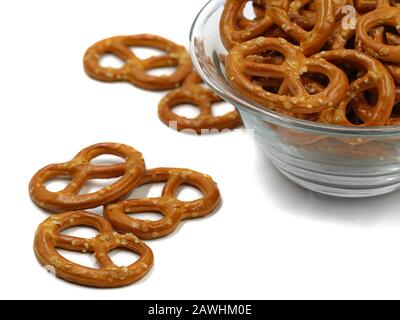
[
  {"x1": 83, "y1": 34, "x2": 192, "y2": 90},
  {"x1": 220, "y1": 0, "x2": 277, "y2": 49},
  {"x1": 315, "y1": 49, "x2": 395, "y2": 126},
  {"x1": 158, "y1": 72, "x2": 242, "y2": 133},
  {"x1": 357, "y1": 0, "x2": 400, "y2": 63},
  {"x1": 104, "y1": 168, "x2": 220, "y2": 240},
  {"x1": 226, "y1": 37, "x2": 348, "y2": 113},
  {"x1": 29, "y1": 143, "x2": 146, "y2": 212},
  {"x1": 34, "y1": 211, "x2": 153, "y2": 288},
  {"x1": 266, "y1": 0, "x2": 336, "y2": 56}
]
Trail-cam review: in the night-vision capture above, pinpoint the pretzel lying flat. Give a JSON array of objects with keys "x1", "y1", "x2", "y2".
[
  {"x1": 315, "y1": 49, "x2": 395, "y2": 126},
  {"x1": 266, "y1": 0, "x2": 336, "y2": 56},
  {"x1": 104, "y1": 168, "x2": 220, "y2": 239},
  {"x1": 34, "y1": 211, "x2": 153, "y2": 288},
  {"x1": 84, "y1": 34, "x2": 192, "y2": 90},
  {"x1": 226, "y1": 37, "x2": 348, "y2": 113},
  {"x1": 29, "y1": 143, "x2": 146, "y2": 212},
  {"x1": 158, "y1": 72, "x2": 242, "y2": 133},
  {"x1": 357, "y1": 0, "x2": 400, "y2": 63}
]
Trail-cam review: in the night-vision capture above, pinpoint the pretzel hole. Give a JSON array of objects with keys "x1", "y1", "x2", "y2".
[
  {"x1": 126, "y1": 182, "x2": 165, "y2": 199},
  {"x1": 212, "y1": 101, "x2": 236, "y2": 116},
  {"x1": 347, "y1": 102, "x2": 365, "y2": 125},
  {"x1": 100, "y1": 54, "x2": 125, "y2": 69},
  {"x1": 176, "y1": 184, "x2": 204, "y2": 201},
  {"x1": 109, "y1": 248, "x2": 140, "y2": 267},
  {"x1": 363, "y1": 89, "x2": 378, "y2": 106},
  {"x1": 57, "y1": 249, "x2": 99, "y2": 268},
  {"x1": 78, "y1": 177, "x2": 120, "y2": 194},
  {"x1": 241, "y1": 1, "x2": 260, "y2": 21},
  {"x1": 45, "y1": 177, "x2": 72, "y2": 192},
  {"x1": 172, "y1": 103, "x2": 201, "y2": 119},
  {"x1": 301, "y1": 72, "x2": 329, "y2": 94},
  {"x1": 147, "y1": 66, "x2": 177, "y2": 77},
  {"x1": 247, "y1": 50, "x2": 285, "y2": 65},
  {"x1": 126, "y1": 211, "x2": 165, "y2": 221},
  {"x1": 60, "y1": 225, "x2": 99, "y2": 238},
  {"x1": 344, "y1": 35, "x2": 356, "y2": 49},
  {"x1": 252, "y1": 76, "x2": 283, "y2": 94},
  {"x1": 130, "y1": 47, "x2": 165, "y2": 60},
  {"x1": 90, "y1": 154, "x2": 125, "y2": 166}
]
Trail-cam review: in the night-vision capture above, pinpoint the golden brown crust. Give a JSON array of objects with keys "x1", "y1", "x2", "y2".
[
  {"x1": 29, "y1": 143, "x2": 146, "y2": 212},
  {"x1": 226, "y1": 37, "x2": 349, "y2": 113},
  {"x1": 104, "y1": 167, "x2": 220, "y2": 239},
  {"x1": 34, "y1": 211, "x2": 153, "y2": 288},
  {"x1": 356, "y1": 0, "x2": 400, "y2": 63},
  {"x1": 315, "y1": 49, "x2": 395, "y2": 126},
  {"x1": 266, "y1": 0, "x2": 336, "y2": 56},
  {"x1": 158, "y1": 72, "x2": 242, "y2": 133},
  {"x1": 83, "y1": 34, "x2": 192, "y2": 90},
  {"x1": 220, "y1": 0, "x2": 276, "y2": 49}
]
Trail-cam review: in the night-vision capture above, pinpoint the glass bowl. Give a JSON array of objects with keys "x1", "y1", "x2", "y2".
[{"x1": 189, "y1": 0, "x2": 400, "y2": 198}]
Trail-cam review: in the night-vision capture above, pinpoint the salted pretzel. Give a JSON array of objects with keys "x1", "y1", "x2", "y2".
[
  {"x1": 369, "y1": 25, "x2": 400, "y2": 85},
  {"x1": 315, "y1": 49, "x2": 395, "y2": 126},
  {"x1": 104, "y1": 168, "x2": 220, "y2": 240},
  {"x1": 158, "y1": 72, "x2": 242, "y2": 133},
  {"x1": 220, "y1": 0, "x2": 277, "y2": 49},
  {"x1": 83, "y1": 34, "x2": 192, "y2": 90},
  {"x1": 34, "y1": 211, "x2": 153, "y2": 288},
  {"x1": 266, "y1": 0, "x2": 336, "y2": 56},
  {"x1": 357, "y1": 0, "x2": 400, "y2": 63},
  {"x1": 226, "y1": 37, "x2": 348, "y2": 113},
  {"x1": 29, "y1": 143, "x2": 146, "y2": 212}
]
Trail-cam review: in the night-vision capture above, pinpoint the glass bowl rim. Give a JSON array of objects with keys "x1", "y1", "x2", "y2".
[{"x1": 189, "y1": 0, "x2": 400, "y2": 137}]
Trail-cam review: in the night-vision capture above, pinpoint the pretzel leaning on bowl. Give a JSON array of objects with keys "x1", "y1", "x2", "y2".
[{"x1": 158, "y1": 71, "x2": 242, "y2": 134}]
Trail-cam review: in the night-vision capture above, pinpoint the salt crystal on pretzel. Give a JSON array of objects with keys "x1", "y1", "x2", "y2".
[
  {"x1": 83, "y1": 34, "x2": 192, "y2": 90},
  {"x1": 158, "y1": 72, "x2": 242, "y2": 133},
  {"x1": 29, "y1": 143, "x2": 146, "y2": 212},
  {"x1": 34, "y1": 211, "x2": 153, "y2": 288},
  {"x1": 104, "y1": 167, "x2": 220, "y2": 239},
  {"x1": 226, "y1": 37, "x2": 349, "y2": 113}
]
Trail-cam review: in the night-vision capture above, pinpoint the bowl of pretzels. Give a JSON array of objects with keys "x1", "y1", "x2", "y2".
[{"x1": 190, "y1": 0, "x2": 400, "y2": 198}]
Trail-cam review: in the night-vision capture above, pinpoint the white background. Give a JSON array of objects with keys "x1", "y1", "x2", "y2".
[{"x1": 2, "y1": 0, "x2": 400, "y2": 300}]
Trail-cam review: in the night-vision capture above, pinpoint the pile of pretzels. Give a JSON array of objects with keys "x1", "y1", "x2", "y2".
[
  {"x1": 29, "y1": 143, "x2": 220, "y2": 287},
  {"x1": 83, "y1": 34, "x2": 242, "y2": 133},
  {"x1": 223, "y1": 0, "x2": 400, "y2": 126}
]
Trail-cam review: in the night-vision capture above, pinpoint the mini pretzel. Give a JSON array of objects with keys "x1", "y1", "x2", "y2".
[
  {"x1": 29, "y1": 143, "x2": 146, "y2": 212},
  {"x1": 220, "y1": 0, "x2": 277, "y2": 49},
  {"x1": 34, "y1": 211, "x2": 153, "y2": 288},
  {"x1": 226, "y1": 37, "x2": 348, "y2": 113},
  {"x1": 158, "y1": 72, "x2": 242, "y2": 133},
  {"x1": 357, "y1": 0, "x2": 400, "y2": 63},
  {"x1": 83, "y1": 34, "x2": 192, "y2": 90},
  {"x1": 104, "y1": 168, "x2": 220, "y2": 239},
  {"x1": 315, "y1": 49, "x2": 395, "y2": 126},
  {"x1": 266, "y1": 0, "x2": 336, "y2": 55}
]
